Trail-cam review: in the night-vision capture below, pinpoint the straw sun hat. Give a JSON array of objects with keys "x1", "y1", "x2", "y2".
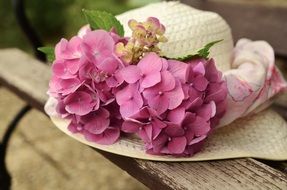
[{"x1": 46, "y1": 1, "x2": 287, "y2": 161}]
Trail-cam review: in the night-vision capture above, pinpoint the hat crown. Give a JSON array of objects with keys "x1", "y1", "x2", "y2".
[{"x1": 117, "y1": 1, "x2": 233, "y2": 71}]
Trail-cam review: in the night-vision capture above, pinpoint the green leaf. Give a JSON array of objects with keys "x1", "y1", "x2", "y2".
[
  {"x1": 37, "y1": 47, "x2": 55, "y2": 62},
  {"x1": 171, "y1": 53, "x2": 199, "y2": 62},
  {"x1": 169, "y1": 39, "x2": 223, "y2": 61},
  {"x1": 197, "y1": 39, "x2": 223, "y2": 58},
  {"x1": 83, "y1": 9, "x2": 124, "y2": 37}
]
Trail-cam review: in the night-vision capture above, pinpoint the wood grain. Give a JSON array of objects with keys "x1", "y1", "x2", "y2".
[
  {"x1": 0, "y1": 48, "x2": 50, "y2": 112},
  {"x1": 100, "y1": 151, "x2": 287, "y2": 190},
  {"x1": 0, "y1": 48, "x2": 286, "y2": 189},
  {"x1": 181, "y1": 0, "x2": 287, "y2": 57}
]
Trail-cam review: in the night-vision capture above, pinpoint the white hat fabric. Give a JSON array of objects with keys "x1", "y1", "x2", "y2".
[{"x1": 117, "y1": 1, "x2": 234, "y2": 72}]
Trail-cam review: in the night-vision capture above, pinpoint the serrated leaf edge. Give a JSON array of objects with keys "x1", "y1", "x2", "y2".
[{"x1": 167, "y1": 39, "x2": 223, "y2": 61}]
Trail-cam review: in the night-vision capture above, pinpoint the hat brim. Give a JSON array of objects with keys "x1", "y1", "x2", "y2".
[{"x1": 50, "y1": 108, "x2": 287, "y2": 161}]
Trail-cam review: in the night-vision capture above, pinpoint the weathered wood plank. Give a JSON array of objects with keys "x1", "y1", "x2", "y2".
[
  {"x1": 0, "y1": 48, "x2": 286, "y2": 189},
  {"x1": 260, "y1": 159, "x2": 287, "y2": 174},
  {"x1": 100, "y1": 151, "x2": 287, "y2": 190},
  {"x1": 182, "y1": 0, "x2": 287, "y2": 57},
  {"x1": 0, "y1": 48, "x2": 50, "y2": 112}
]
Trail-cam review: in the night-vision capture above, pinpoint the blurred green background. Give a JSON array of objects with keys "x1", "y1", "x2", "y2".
[{"x1": 0, "y1": 0, "x2": 160, "y2": 52}]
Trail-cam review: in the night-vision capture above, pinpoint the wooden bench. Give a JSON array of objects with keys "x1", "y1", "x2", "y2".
[{"x1": 1, "y1": 1, "x2": 287, "y2": 189}]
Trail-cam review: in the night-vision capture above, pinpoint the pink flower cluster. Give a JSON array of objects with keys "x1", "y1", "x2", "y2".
[
  {"x1": 48, "y1": 17, "x2": 227, "y2": 156},
  {"x1": 49, "y1": 29, "x2": 126, "y2": 145},
  {"x1": 117, "y1": 53, "x2": 227, "y2": 155}
]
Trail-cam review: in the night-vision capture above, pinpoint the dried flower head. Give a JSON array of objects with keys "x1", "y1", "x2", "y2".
[{"x1": 115, "y1": 17, "x2": 167, "y2": 64}]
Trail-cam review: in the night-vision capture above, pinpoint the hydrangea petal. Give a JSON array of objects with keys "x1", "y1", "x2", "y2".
[
  {"x1": 130, "y1": 106, "x2": 151, "y2": 120},
  {"x1": 116, "y1": 84, "x2": 135, "y2": 105},
  {"x1": 84, "y1": 109, "x2": 110, "y2": 134},
  {"x1": 122, "y1": 120, "x2": 140, "y2": 133},
  {"x1": 138, "y1": 52, "x2": 163, "y2": 74},
  {"x1": 97, "y1": 57, "x2": 119, "y2": 74},
  {"x1": 68, "y1": 122, "x2": 79, "y2": 134},
  {"x1": 185, "y1": 130, "x2": 195, "y2": 145},
  {"x1": 49, "y1": 76, "x2": 63, "y2": 94},
  {"x1": 153, "y1": 118, "x2": 166, "y2": 128},
  {"x1": 182, "y1": 112, "x2": 196, "y2": 127},
  {"x1": 168, "y1": 136, "x2": 187, "y2": 154},
  {"x1": 138, "y1": 127, "x2": 151, "y2": 142},
  {"x1": 84, "y1": 127, "x2": 120, "y2": 145},
  {"x1": 106, "y1": 71, "x2": 124, "y2": 87},
  {"x1": 189, "y1": 135, "x2": 207, "y2": 145},
  {"x1": 159, "y1": 71, "x2": 176, "y2": 91},
  {"x1": 205, "y1": 82, "x2": 227, "y2": 102},
  {"x1": 120, "y1": 100, "x2": 143, "y2": 118},
  {"x1": 166, "y1": 81, "x2": 185, "y2": 109},
  {"x1": 152, "y1": 122, "x2": 163, "y2": 140},
  {"x1": 55, "y1": 36, "x2": 82, "y2": 60},
  {"x1": 52, "y1": 60, "x2": 74, "y2": 79},
  {"x1": 140, "y1": 72, "x2": 161, "y2": 88},
  {"x1": 144, "y1": 124, "x2": 153, "y2": 141},
  {"x1": 60, "y1": 78, "x2": 83, "y2": 95},
  {"x1": 168, "y1": 60, "x2": 188, "y2": 83},
  {"x1": 116, "y1": 84, "x2": 143, "y2": 118},
  {"x1": 205, "y1": 59, "x2": 222, "y2": 82},
  {"x1": 185, "y1": 97, "x2": 203, "y2": 111},
  {"x1": 193, "y1": 75, "x2": 209, "y2": 91},
  {"x1": 55, "y1": 38, "x2": 68, "y2": 60},
  {"x1": 164, "y1": 124, "x2": 185, "y2": 137},
  {"x1": 149, "y1": 95, "x2": 169, "y2": 114},
  {"x1": 167, "y1": 106, "x2": 185, "y2": 124},
  {"x1": 196, "y1": 102, "x2": 214, "y2": 121},
  {"x1": 66, "y1": 59, "x2": 83, "y2": 74},
  {"x1": 152, "y1": 133, "x2": 168, "y2": 153},
  {"x1": 191, "y1": 116, "x2": 211, "y2": 136},
  {"x1": 64, "y1": 91, "x2": 95, "y2": 116},
  {"x1": 120, "y1": 65, "x2": 141, "y2": 84},
  {"x1": 82, "y1": 30, "x2": 115, "y2": 63},
  {"x1": 192, "y1": 61, "x2": 205, "y2": 75}
]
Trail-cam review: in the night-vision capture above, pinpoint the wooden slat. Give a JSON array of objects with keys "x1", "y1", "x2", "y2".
[
  {"x1": 101, "y1": 151, "x2": 287, "y2": 190},
  {"x1": 0, "y1": 48, "x2": 50, "y2": 112},
  {"x1": 0, "y1": 48, "x2": 286, "y2": 189},
  {"x1": 182, "y1": 0, "x2": 287, "y2": 57}
]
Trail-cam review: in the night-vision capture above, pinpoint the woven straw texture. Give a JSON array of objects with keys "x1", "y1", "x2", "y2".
[
  {"x1": 50, "y1": 109, "x2": 287, "y2": 161},
  {"x1": 116, "y1": 1, "x2": 234, "y2": 72}
]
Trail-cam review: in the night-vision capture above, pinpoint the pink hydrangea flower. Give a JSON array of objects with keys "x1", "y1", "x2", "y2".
[
  {"x1": 49, "y1": 76, "x2": 83, "y2": 96},
  {"x1": 83, "y1": 126, "x2": 120, "y2": 145},
  {"x1": 115, "y1": 83, "x2": 144, "y2": 118},
  {"x1": 54, "y1": 36, "x2": 84, "y2": 76},
  {"x1": 64, "y1": 91, "x2": 98, "y2": 116},
  {"x1": 81, "y1": 30, "x2": 115, "y2": 64},
  {"x1": 52, "y1": 60, "x2": 77, "y2": 79},
  {"x1": 82, "y1": 108, "x2": 110, "y2": 135},
  {"x1": 49, "y1": 29, "x2": 126, "y2": 145},
  {"x1": 119, "y1": 56, "x2": 227, "y2": 155},
  {"x1": 143, "y1": 71, "x2": 185, "y2": 114},
  {"x1": 154, "y1": 123, "x2": 187, "y2": 154},
  {"x1": 122, "y1": 107, "x2": 166, "y2": 142},
  {"x1": 55, "y1": 36, "x2": 82, "y2": 60},
  {"x1": 120, "y1": 52, "x2": 166, "y2": 89},
  {"x1": 47, "y1": 18, "x2": 228, "y2": 155},
  {"x1": 67, "y1": 102, "x2": 122, "y2": 145}
]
